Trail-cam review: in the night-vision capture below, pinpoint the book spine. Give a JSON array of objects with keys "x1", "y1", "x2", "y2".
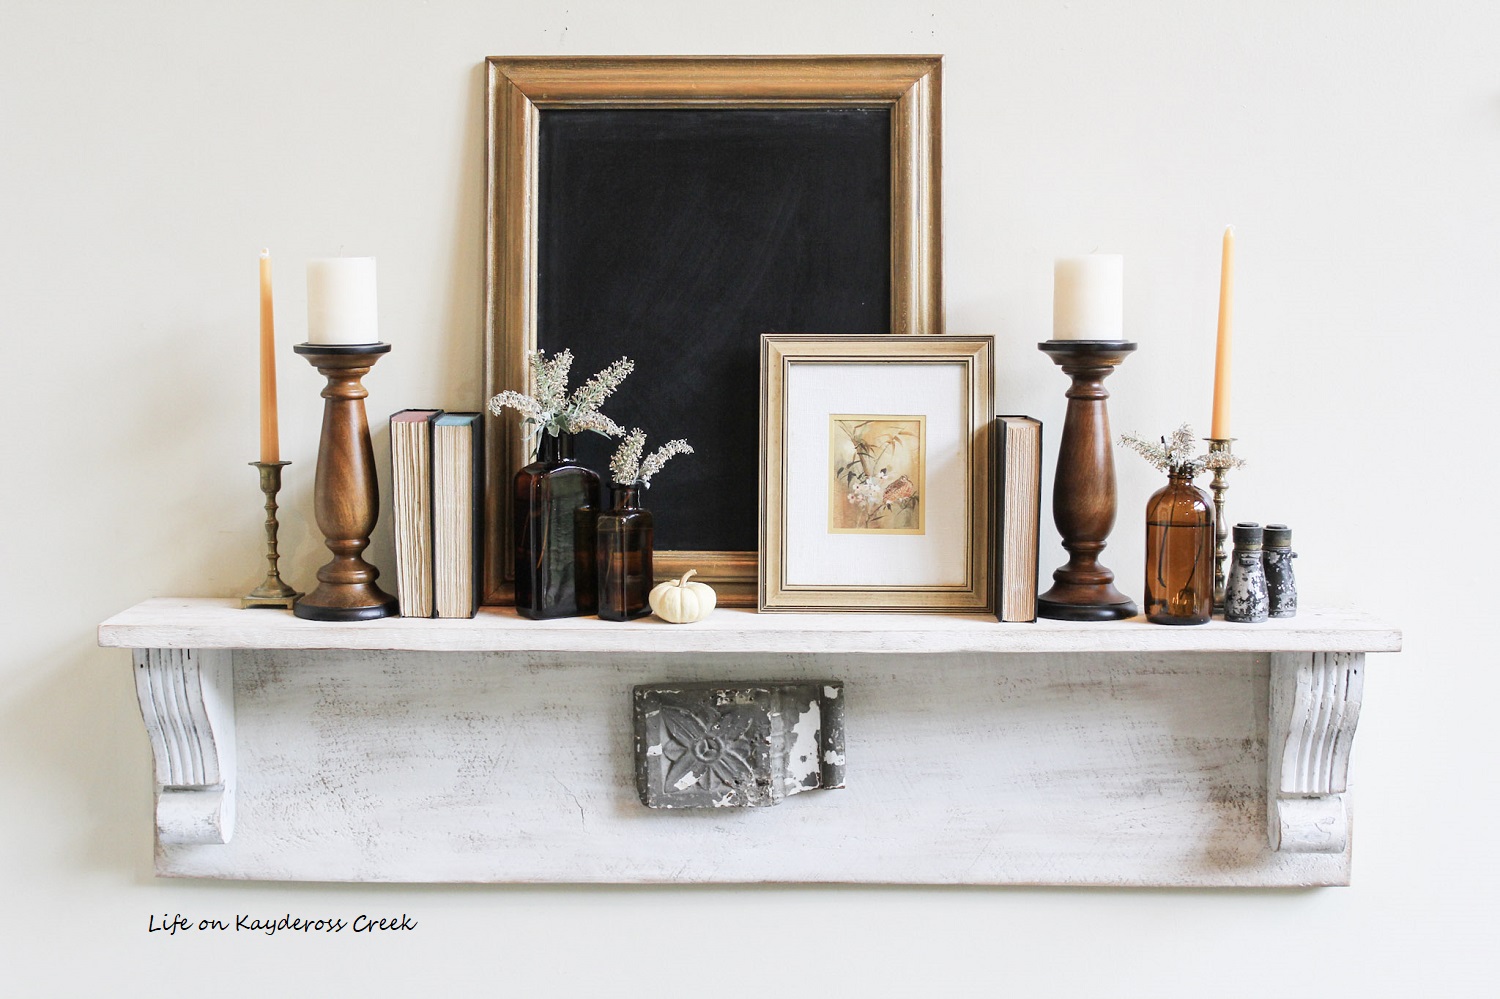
[
  {"x1": 997, "y1": 416, "x2": 1042, "y2": 623},
  {"x1": 390, "y1": 413, "x2": 406, "y2": 614},
  {"x1": 466, "y1": 415, "x2": 482, "y2": 616},
  {"x1": 434, "y1": 414, "x2": 482, "y2": 619},
  {"x1": 434, "y1": 424, "x2": 455, "y2": 618},
  {"x1": 1029, "y1": 421, "x2": 1043, "y2": 623},
  {"x1": 995, "y1": 417, "x2": 1008, "y2": 624},
  {"x1": 424, "y1": 417, "x2": 438, "y2": 618},
  {"x1": 1022, "y1": 420, "x2": 1041, "y2": 622},
  {"x1": 390, "y1": 410, "x2": 438, "y2": 618}
]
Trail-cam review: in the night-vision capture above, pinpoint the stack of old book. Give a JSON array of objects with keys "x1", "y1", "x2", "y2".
[{"x1": 390, "y1": 410, "x2": 482, "y2": 618}]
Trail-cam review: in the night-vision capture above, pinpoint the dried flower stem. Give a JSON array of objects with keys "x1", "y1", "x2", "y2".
[
  {"x1": 1118, "y1": 423, "x2": 1246, "y2": 478},
  {"x1": 610, "y1": 429, "x2": 693, "y2": 486},
  {"x1": 487, "y1": 348, "x2": 633, "y2": 446}
]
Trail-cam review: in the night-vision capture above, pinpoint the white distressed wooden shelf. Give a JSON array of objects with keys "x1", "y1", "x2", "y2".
[
  {"x1": 99, "y1": 598, "x2": 1399, "y2": 887},
  {"x1": 101, "y1": 598, "x2": 1396, "y2": 655}
]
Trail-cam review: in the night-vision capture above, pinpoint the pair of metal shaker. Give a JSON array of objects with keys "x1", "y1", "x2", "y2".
[{"x1": 1224, "y1": 522, "x2": 1297, "y2": 622}]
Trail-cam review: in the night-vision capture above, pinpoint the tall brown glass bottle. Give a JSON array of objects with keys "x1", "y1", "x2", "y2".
[
  {"x1": 513, "y1": 432, "x2": 598, "y2": 619},
  {"x1": 1144, "y1": 471, "x2": 1215, "y2": 625},
  {"x1": 596, "y1": 482, "x2": 653, "y2": 621}
]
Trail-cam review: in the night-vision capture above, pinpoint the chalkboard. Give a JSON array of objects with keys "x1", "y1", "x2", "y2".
[
  {"x1": 536, "y1": 108, "x2": 893, "y2": 553},
  {"x1": 484, "y1": 56, "x2": 944, "y2": 604}
]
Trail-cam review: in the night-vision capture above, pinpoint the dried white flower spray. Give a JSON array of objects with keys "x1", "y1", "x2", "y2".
[
  {"x1": 610, "y1": 429, "x2": 693, "y2": 486},
  {"x1": 487, "y1": 348, "x2": 634, "y2": 449},
  {"x1": 1117, "y1": 423, "x2": 1246, "y2": 477}
]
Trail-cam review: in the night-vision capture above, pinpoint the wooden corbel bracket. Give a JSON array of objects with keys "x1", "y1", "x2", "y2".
[
  {"x1": 132, "y1": 648, "x2": 235, "y2": 845},
  {"x1": 1267, "y1": 651, "x2": 1364, "y2": 852}
]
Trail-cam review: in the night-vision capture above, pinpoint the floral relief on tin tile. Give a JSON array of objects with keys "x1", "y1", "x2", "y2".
[{"x1": 657, "y1": 702, "x2": 760, "y2": 803}]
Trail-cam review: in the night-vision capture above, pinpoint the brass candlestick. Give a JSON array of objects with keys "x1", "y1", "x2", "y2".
[
  {"x1": 292, "y1": 342, "x2": 400, "y2": 621},
  {"x1": 243, "y1": 460, "x2": 301, "y2": 609},
  {"x1": 1035, "y1": 340, "x2": 1139, "y2": 621},
  {"x1": 1206, "y1": 437, "x2": 1235, "y2": 610}
]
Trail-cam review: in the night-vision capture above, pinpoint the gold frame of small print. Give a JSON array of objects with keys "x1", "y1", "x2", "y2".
[{"x1": 760, "y1": 334, "x2": 994, "y2": 613}]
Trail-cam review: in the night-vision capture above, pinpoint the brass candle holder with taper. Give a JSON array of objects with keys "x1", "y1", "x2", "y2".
[
  {"x1": 244, "y1": 248, "x2": 301, "y2": 609},
  {"x1": 1208, "y1": 226, "x2": 1237, "y2": 611},
  {"x1": 1206, "y1": 437, "x2": 1234, "y2": 609},
  {"x1": 242, "y1": 460, "x2": 300, "y2": 609}
]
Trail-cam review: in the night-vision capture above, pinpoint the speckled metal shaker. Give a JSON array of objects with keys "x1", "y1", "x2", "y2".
[
  {"x1": 1263, "y1": 523, "x2": 1297, "y2": 618},
  {"x1": 1224, "y1": 522, "x2": 1269, "y2": 623}
]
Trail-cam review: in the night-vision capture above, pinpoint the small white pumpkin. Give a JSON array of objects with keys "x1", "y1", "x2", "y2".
[{"x1": 648, "y1": 569, "x2": 716, "y2": 624}]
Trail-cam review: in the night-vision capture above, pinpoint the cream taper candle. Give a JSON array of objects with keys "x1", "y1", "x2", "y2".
[
  {"x1": 1210, "y1": 226, "x2": 1235, "y2": 439},
  {"x1": 306, "y1": 257, "x2": 379, "y2": 345},
  {"x1": 259, "y1": 249, "x2": 279, "y2": 463},
  {"x1": 1053, "y1": 254, "x2": 1124, "y2": 340}
]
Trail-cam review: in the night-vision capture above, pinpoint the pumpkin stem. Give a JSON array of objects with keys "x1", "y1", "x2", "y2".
[{"x1": 676, "y1": 570, "x2": 697, "y2": 587}]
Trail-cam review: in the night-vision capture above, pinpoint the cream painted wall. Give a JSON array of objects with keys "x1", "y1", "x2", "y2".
[{"x1": 2, "y1": 1, "x2": 1494, "y2": 994}]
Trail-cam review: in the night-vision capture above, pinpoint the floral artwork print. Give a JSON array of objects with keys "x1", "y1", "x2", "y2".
[{"x1": 828, "y1": 415, "x2": 925, "y2": 534}]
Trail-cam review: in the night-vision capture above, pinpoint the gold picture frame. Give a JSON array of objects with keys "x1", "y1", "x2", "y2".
[
  {"x1": 483, "y1": 55, "x2": 943, "y2": 606},
  {"x1": 760, "y1": 334, "x2": 994, "y2": 613}
]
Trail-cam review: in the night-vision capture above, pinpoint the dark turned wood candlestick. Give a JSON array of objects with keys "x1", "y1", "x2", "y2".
[
  {"x1": 292, "y1": 342, "x2": 399, "y2": 621},
  {"x1": 1036, "y1": 340, "x2": 1139, "y2": 621}
]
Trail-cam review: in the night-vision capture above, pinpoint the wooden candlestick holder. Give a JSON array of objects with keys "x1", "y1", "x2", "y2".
[
  {"x1": 292, "y1": 342, "x2": 399, "y2": 621},
  {"x1": 242, "y1": 460, "x2": 301, "y2": 609},
  {"x1": 1035, "y1": 340, "x2": 1139, "y2": 621}
]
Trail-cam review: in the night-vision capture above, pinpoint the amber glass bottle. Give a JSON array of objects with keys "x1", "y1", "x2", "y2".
[
  {"x1": 1144, "y1": 471, "x2": 1215, "y2": 625},
  {"x1": 596, "y1": 482, "x2": 654, "y2": 621},
  {"x1": 513, "y1": 432, "x2": 598, "y2": 619}
]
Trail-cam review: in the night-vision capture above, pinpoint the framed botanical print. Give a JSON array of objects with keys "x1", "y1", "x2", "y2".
[
  {"x1": 483, "y1": 55, "x2": 943, "y2": 606},
  {"x1": 759, "y1": 334, "x2": 994, "y2": 612}
]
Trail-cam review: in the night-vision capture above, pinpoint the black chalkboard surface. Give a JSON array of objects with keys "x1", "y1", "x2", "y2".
[{"x1": 536, "y1": 108, "x2": 892, "y2": 553}]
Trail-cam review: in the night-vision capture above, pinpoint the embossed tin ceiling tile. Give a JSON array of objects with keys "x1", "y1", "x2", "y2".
[{"x1": 633, "y1": 681, "x2": 845, "y2": 809}]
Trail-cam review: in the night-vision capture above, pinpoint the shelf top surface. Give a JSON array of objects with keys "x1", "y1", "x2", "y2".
[{"x1": 98, "y1": 598, "x2": 1402, "y2": 655}]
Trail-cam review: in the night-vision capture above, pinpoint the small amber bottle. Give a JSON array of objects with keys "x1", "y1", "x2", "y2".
[
  {"x1": 1143, "y1": 470, "x2": 1216, "y2": 625},
  {"x1": 596, "y1": 481, "x2": 654, "y2": 621}
]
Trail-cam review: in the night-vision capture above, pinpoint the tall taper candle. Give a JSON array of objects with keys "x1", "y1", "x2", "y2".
[
  {"x1": 1210, "y1": 226, "x2": 1235, "y2": 439},
  {"x1": 259, "y1": 248, "x2": 279, "y2": 463}
]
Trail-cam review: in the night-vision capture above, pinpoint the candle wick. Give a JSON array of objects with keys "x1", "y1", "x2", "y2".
[{"x1": 260, "y1": 247, "x2": 270, "y2": 258}]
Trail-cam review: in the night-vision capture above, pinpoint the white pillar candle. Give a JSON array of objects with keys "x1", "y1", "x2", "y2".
[
  {"x1": 1052, "y1": 254, "x2": 1124, "y2": 340},
  {"x1": 306, "y1": 257, "x2": 379, "y2": 345}
]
